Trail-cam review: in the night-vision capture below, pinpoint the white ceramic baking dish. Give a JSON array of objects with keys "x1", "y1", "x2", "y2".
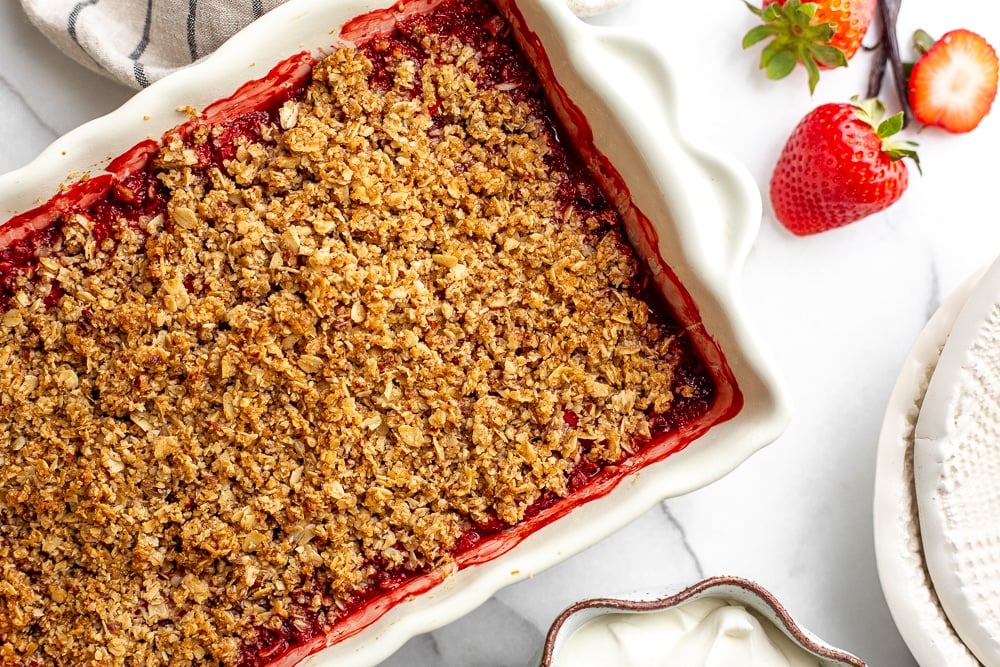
[{"x1": 0, "y1": 0, "x2": 789, "y2": 665}]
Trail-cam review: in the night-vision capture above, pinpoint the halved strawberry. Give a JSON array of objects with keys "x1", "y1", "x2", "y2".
[{"x1": 908, "y1": 29, "x2": 999, "y2": 133}]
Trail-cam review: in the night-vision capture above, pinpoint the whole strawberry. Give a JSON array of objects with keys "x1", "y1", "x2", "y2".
[
  {"x1": 743, "y1": 0, "x2": 876, "y2": 92},
  {"x1": 770, "y1": 99, "x2": 919, "y2": 235}
]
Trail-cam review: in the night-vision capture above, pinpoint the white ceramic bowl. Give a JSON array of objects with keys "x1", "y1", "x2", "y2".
[
  {"x1": 0, "y1": 1, "x2": 789, "y2": 665},
  {"x1": 539, "y1": 577, "x2": 867, "y2": 667}
]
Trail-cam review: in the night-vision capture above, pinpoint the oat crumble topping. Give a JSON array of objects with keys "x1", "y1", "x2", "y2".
[{"x1": 0, "y1": 12, "x2": 700, "y2": 667}]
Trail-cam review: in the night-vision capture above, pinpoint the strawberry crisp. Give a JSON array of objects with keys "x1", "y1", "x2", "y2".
[{"x1": 0, "y1": 1, "x2": 714, "y2": 665}]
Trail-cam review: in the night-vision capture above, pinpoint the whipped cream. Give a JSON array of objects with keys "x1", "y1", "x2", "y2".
[{"x1": 553, "y1": 597, "x2": 822, "y2": 667}]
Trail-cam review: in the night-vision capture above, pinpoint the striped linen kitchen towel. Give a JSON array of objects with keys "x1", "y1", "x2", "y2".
[{"x1": 19, "y1": 0, "x2": 630, "y2": 90}]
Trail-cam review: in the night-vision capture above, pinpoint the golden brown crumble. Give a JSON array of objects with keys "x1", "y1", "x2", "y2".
[{"x1": 0, "y1": 38, "x2": 682, "y2": 667}]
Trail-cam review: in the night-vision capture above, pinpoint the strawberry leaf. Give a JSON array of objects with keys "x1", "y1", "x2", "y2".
[
  {"x1": 796, "y1": 1, "x2": 818, "y2": 19},
  {"x1": 760, "y1": 39, "x2": 786, "y2": 69},
  {"x1": 854, "y1": 97, "x2": 886, "y2": 124},
  {"x1": 743, "y1": 0, "x2": 766, "y2": 19},
  {"x1": 743, "y1": 25, "x2": 779, "y2": 49},
  {"x1": 766, "y1": 50, "x2": 799, "y2": 81},
  {"x1": 810, "y1": 44, "x2": 848, "y2": 69},
  {"x1": 876, "y1": 113, "x2": 904, "y2": 137},
  {"x1": 762, "y1": 3, "x2": 783, "y2": 21},
  {"x1": 886, "y1": 144, "x2": 921, "y2": 174},
  {"x1": 913, "y1": 29, "x2": 936, "y2": 55},
  {"x1": 803, "y1": 55, "x2": 821, "y2": 93}
]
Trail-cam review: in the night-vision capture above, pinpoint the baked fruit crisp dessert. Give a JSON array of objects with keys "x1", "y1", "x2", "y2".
[{"x1": 0, "y1": 1, "x2": 730, "y2": 665}]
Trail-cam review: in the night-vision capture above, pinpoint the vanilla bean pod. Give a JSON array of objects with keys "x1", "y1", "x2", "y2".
[
  {"x1": 865, "y1": 21, "x2": 888, "y2": 97},
  {"x1": 875, "y1": 0, "x2": 910, "y2": 125}
]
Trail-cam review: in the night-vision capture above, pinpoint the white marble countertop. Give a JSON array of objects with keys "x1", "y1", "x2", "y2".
[{"x1": 2, "y1": 1, "x2": 999, "y2": 665}]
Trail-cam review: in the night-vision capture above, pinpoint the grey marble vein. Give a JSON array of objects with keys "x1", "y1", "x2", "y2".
[
  {"x1": 383, "y1": 596, "x2": 542, "y2": 667},
  {"x1": 0, "y1": 72, "x2": 59, "y2": 140},
  {"x1": 660, "y1": 502, "x2": 705, "y2": 579},
  {"x1": 925, "y1": 261, "x2": 941, "y2": 324}
]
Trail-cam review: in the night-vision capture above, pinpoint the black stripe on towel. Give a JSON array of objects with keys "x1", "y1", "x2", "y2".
[
  {"x1": 252, "y1": 0, "x2": 264, "y2": 19},
  {"x1": 187, "y1": 0, "x2": 199, "y2": 61},
  {"x1": 68, "y1": 0, "x2": 100, "y2": 46},
  {"x1": 129, "y1": 0, "x2": 154, "y2": 60},
  {"x1": 133, "y1": 61, "x2": 150, "y2": 88},
  {"x1": 67, "y1": 0, "x2": 101, "y2": 64}
]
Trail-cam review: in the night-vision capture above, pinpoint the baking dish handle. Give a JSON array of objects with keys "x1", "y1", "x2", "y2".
[
  {"x1": 684, "y1": 144, "x2": 762, "y2": 279},
  {"x1": 595, "y1": 31, "x2": 763, "y2": 279}
]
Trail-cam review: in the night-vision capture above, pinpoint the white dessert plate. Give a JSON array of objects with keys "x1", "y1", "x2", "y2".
[
  {"x1": 913, "y1": 255, "x2": 1000, "y2": 667},
  {"x1": 0, "y1": 0, "x2": 789, "y2": 665},
  {"x1": 873, "y1": 265, "x2": 988, "y2": 667}
]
